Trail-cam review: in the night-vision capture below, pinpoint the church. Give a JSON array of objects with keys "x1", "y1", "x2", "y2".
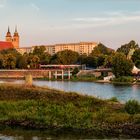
[
  {"x1": 0, "y1": 27, "x2": 98, "y2": 55},
  {"x1": 0, "y1": 27, "x2": 19, "y2": 51}
]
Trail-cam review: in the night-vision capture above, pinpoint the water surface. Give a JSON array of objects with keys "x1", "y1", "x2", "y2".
[
  {"x1": 33, "y1": 81, "x2": 140, "y2": 102},
  {"x1": 0, "y1": 79, "x2": 140, "y2": 102}
]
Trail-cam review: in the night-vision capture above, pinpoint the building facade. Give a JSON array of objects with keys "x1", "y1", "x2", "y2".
[
  {"x1": 18, "y1": 42, "x2": 98, "y2": 55},
  {"x1": 1, "y1": 27, "x2": 98, "y2": 55},
  {"x1": 5, "y1": 26, "x2": 19, "y2": 49},
  {"x1": 53, "y1": 42, "x2": 98, "y2": 55}
]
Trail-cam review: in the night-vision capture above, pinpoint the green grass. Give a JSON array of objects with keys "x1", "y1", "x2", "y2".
[{"x1": 0, "y1": 84, "x2": 140, "y2": 138}]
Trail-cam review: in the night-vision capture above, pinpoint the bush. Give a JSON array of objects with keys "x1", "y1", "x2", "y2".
[
  {"x1": 112, "y1": 76, "x2": 134, "y2": 83},
  {"x1": 108, "y1": 97, "x2": 118, "y2": 102},
  {"x1": 72, "y1": 67, "x2": 79, "y2": 76},
  {"x1": 93, "y1": 108, "x2": 109, "y2": 123},
  {"x1": 106, "y1": 113, "x2": 130, "y2": 124},
  {"x1": 125, "y1": 100, "x2": 140, "y2": 115}
]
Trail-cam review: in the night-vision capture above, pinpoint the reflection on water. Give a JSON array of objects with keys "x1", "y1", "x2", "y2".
[
  {"x1": 0, "y1": 128, "x2": 100, "y2": 140},
  {"x1": 33, "y1": 81, "x2": 140, "y2": 102},
  {"x1": 0, "y1": 79, "x2": 140, "y2": 101}
]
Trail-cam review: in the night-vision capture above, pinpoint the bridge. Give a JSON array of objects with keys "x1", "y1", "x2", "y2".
[
  {"x1": 77, "y1": 68, "x2": 113, "y2": 77},
  {"x1": 0, "y1": 69, "x2": 72, "y2": 80}
]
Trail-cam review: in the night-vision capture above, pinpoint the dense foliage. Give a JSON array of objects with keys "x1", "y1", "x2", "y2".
[
  {"x1": 111, "y1": 53, "x2": 134, "y2": 78},
  {"x1": 132, "y1": 48, "x2": 140, "y2": 68},
  {"x1": 51, "y1": 50, "x2": 79, "y2": 65},
  {"x1": 125, "y1": 100, "x2": 140, "y2": 115},
  {"x1": 0, "y1": 40, "x2": 140, "y2": 80},
  {"x1": 117, "y1": 40, "x2": 139, "y2": 57}
]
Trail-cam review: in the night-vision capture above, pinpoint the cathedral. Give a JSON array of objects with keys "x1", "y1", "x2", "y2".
[{"x1": 0, "y1": 27, "x2": 20, "y2": 51}]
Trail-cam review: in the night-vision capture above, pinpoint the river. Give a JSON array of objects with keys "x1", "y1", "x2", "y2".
[{"x1": 0, "y1": 79, "x2": 140, "y2": 102}]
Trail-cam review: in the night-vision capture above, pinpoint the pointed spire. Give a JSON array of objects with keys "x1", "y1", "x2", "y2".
[
  {"x1": 14, "y1": 25, "x2": 19, "y2": 37},
  {"x1": 6, "y1": 26, "x2": 11, "y2": 37},
  {"x1": 8, "y1": 26, "x2": 10, "y2": 33},
  {"x1": 15, "y1": 25, "x2": 17, "y2": 33}
]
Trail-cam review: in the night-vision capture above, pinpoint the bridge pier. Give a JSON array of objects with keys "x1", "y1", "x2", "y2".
[
  {"x1": 49, "y1": 71, "x2": 52, "y2": 80},
  {"x1": 68, "y1": 69, "x2": 71, "y2": 80},
  {"x1": 62, "y1": 70, "x2": 64, "y2": 80},
  {"x1": 55, "y1": 71, "x2": 58, "y2": 79}
]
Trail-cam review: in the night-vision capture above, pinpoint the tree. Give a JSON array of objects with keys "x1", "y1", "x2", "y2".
[
  {"x1": 132, "y1": 48, "x2": 140, "y2": 68},
  {"x1": 85, "y1": 56, "x2": 97, "y2": 68},
  {"x1": 0, "y1": 48, "x2": 22, "y2": 68},
  {"x1": 33, "y1": 46, "x2": 46, "y2": 57},
  {"x1": 90, "y1": 43, "x2": 114, "y2": 67},
  {"x1": 104, "y1": 55, "x2": 113, "y2": 68},
  {"x1": 40, "y1": 52, "x2": 51, "y2": 65},
  {"x1": 2, "y1": 54, "x2": 16, "y2": 69},
  {"x1": 78, "y1": 54, "x2": 87, "y2": 65},
  {"x1": 50, "y1": 50, "x2": 79, "y2": 65},
  {"x1": 112, "y1": 53, "x2": 134, "y2": 78},
  {"x1": 17, "y1": 54, "x2": 28, "y2": 69},
  {"x1": 117, "y1": 40, "x2": 139, "y2": 56},
  {"x1": 91, "y1": 43, "x2": 114, "y2": 57},
  {"x1": 97, "y1": 55, "x2": 106, "y2": 67},
  {"x1": 27, "y1": 55, "x2": 40, "y2": 69},
  {"x1": 0, "y1": 54, "x2": 3, "y2": 69},
  {"x1": 33, "y1": 46, "x2": 51, "y2": 65},
  {"x1": 125, "y1": 100, "x2": 140, "y2": 115}
]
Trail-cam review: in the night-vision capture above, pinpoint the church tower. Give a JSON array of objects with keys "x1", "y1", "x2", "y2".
[
  {"x1": 6, "y1": 26, "x2": 12, "y2": 42},
  {"x1": 12, "y1": 26, "x2": 19, "y2": 48}
]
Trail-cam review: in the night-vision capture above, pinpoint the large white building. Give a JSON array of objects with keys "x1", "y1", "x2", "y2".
[{"x1": 18, "y1": 42, "x2": 98, "y2": 55}]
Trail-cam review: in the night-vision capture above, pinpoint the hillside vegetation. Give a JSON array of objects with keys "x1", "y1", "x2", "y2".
[{"x1": 0, "y1": 84, "x2": 140, "y2": 138}]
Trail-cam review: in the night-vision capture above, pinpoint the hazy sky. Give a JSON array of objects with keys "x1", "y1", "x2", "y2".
[{"x1": 0, "y1": 0, "x2": 140, "y2": 49}]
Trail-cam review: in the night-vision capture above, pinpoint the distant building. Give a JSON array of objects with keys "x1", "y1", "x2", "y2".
[
  {"x1": 0, "y1": 26, "x2": 19, "y2": 50},
  {"x1": 16, "y1": 47, "x2": 33, "y2": 54},
  {"x1": 0, "y1": 27, "x2": 98, "y2": 55},
  {"x1": 0, "y1": 41, "x2": 14, "y2": 51},
  {"x1": 18, "y1": 42, "x2": 98, "y2": 55},
  {"x1": 31, "y1": 42, "x2": 98, "y2": 56},
  {"x1": 52, "y1": 42, "x2": 98, "y2": 55}
]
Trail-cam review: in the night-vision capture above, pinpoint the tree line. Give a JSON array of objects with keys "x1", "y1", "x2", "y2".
[{"x1": 0, "y1": 40, "x2": 140, "y2": 78}]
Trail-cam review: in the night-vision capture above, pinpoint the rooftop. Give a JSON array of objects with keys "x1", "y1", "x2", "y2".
[{"x1": 0, "y1": 41, "x2": 14, "y2": 50}]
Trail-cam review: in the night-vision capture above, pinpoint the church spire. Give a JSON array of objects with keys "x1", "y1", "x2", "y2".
[
  {"x1": 6, "y1": 26, "x2": 11, "y2": 37},
  {"x1": 13, "y1": 25, "x2": 20, "y2": 48},
  {"x1": 14, "y1": 25, "x2": 19, "y2": 37},
  {"x1": 8, "y1": 26, "x2": 10, "y2": 33},
  {"x1": 6, "y1": 26, "x2": 12, "y2": 42},
  {"x1": 15, "y1": 25, "x2": 17, "y2": 33}
]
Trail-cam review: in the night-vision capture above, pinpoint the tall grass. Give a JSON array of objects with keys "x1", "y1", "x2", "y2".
[{"x1": 0, "y1": 84, "x2": 140, "y2": 131}]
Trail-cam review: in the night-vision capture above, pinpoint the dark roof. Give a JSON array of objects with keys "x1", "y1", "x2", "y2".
[{"x1": 0, "y1": 41, "x2": 14, "y2": 50}]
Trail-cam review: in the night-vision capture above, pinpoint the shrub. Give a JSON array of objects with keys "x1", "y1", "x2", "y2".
[
  {"x1": 125, "y1": 100, "x2": 140, "y2": 115},
  {"x1": 112, "y1": 76, "x2": 134, "y2": 83},
  {"x1": 93, "y1": 108, "x2": 109, "y2": 123},
  {"x1": 72, "y1": 67, "x2": 79, "y2": 76},
  {"x1": 108, "y1": 97, "x2": 118, "y2": 102},
  {"x1": 106, "y1": 113, "x2": 130, "y2": 124},
  {"x1": 133, "y1": 114, "x2": 140, "y2": 124}
]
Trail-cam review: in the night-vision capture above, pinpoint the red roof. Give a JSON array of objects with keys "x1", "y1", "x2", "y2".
[{"x1": 0, "y1": 41, "x2": 14, "y2": 50}]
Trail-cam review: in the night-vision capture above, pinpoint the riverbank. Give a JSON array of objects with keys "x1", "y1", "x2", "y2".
[{"x1": 0, "y1": 84, "x2": 140, "y2": 138}]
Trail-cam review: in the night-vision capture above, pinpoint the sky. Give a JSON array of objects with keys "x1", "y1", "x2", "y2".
[{"x1": 0, "y1": 0, "x2": 140, "y2": 49}]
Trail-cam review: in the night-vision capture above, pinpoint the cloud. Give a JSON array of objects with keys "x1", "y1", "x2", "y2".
[
  {"x1": 31, "y1": 3, "x2": 40, "y2": 11},
  {"x1": 44, "y1": 11, "x2": 140, "y2": 31},
  {"x1": 72, "y1": 11, "x2": 140, "y2": 28}
]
